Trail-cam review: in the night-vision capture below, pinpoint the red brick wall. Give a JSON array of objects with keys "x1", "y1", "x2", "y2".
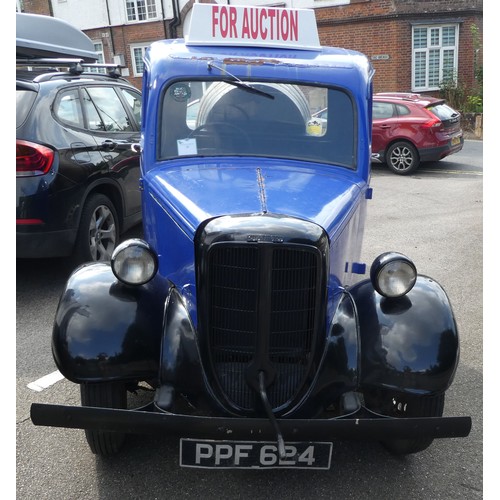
[
  {"x1": 19, "y1": 0, "x2": 483, "y2": 96},
  {"x1": 319, "y1": 19, "x2": 418, "y2": 93},
  {"x1": 22, "y1": 0, "x2": 51, "y2": 16},
  {"x1": 109, "y1": 22, "x2": 167, "y2": 89},
  {"x1": 315, "y1": 0, "x2": 483, "y2": 95}
]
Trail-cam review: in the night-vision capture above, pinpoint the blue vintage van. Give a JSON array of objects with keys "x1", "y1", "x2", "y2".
[{"x1": 31, "y1": 5, "x2": 471, "y2": 467}]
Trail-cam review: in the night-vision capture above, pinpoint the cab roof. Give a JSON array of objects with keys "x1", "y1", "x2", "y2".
[{"x1": 145, "y1": 4, "x2": 373, "y2": 89}]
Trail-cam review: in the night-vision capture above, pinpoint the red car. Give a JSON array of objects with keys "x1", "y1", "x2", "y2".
[{"x1": 371, "y1": 92, "x2": 464, "y2": 175}]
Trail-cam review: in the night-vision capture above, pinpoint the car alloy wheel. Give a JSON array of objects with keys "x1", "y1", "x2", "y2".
[
  {"x1": 75, "y1": 193, "x2": 119, "y2": 263},
  {"x1": 89, "y1": 205, "x2": 116, "y2": 261},
  {"x1": 386, "y1": 141, "x2": 420, "y2": 175}
]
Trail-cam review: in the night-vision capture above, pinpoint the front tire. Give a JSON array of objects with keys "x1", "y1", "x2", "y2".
[
  {"x1": 75, "y1": 193, "x2": 119, "y2": 263},
  {"x1": 80, "y1": 382, "x2": 127, "y2": 456},
  {"x1": 386, "y1": 141, "x2": 420, "y2": 175},
  {"x1": 364, "y1": 391, "x2": 445, "y2": 455}
]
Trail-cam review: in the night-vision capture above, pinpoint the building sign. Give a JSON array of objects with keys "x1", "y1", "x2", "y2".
[{"x1": 371, "y1": 54, "x2": 390, "y2": 60}]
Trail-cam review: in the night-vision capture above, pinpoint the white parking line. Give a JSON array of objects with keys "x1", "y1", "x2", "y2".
[{"x1": 27, "y1": 370, "x2": 65, "y2": 392}]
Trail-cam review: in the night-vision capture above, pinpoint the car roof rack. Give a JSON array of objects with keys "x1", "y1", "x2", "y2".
[{"x1": 16, "y1": 58, "x2": 125, "y2": 79}]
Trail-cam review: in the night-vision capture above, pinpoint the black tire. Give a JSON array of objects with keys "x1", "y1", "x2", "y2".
[
  {"x1": 364, "y1": 391, "x2": 445, "y2": 455},
  {"x1": 386, "y1": 141, "x2": 420, "y2": 175},
  {"x1": 75, "y1": 193, "x2": 119, "y2": 263},
  {"x1": 80, "y1": 382, "x2": 127, "y2": 456}
]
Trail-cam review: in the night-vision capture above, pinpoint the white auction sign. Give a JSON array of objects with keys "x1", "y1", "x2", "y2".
[{"x1": 186, "y1": 3, "x2": 321, "y2": 51}]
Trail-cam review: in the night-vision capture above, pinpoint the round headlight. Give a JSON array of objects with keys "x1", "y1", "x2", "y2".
[
  {"x1": 111, "y1": 239, "x2": 158, "y2": 285},
  {"x1": 370, "y1": 252, "x2": 417, "y2": 298}
]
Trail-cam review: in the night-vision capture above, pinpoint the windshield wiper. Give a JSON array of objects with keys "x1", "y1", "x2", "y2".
[{"x1": 207, "y1": 61, "x2": 275, "y2": 100}]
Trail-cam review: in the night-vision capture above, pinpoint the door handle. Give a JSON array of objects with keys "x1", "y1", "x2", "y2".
[{"x1": 101, "y1": 139, "x2": 117, "y2": 150}]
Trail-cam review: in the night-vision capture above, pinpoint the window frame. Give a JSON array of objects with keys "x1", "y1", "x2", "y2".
[
  {"x1": 125, "y1": 0, "x2": 159, "y2": 23},
  {"x1": 157, "y1": 78, "x2": 357, "y2": 169},
  {"x1": 53, "y1": 88, "x2": 85, "y2": 129},
  {"x1": 90, "y1": 41, "x2": 107, "y2": 74},
  {"x1": 411, "y1": 23, "x2": 459, "y2": 92},
  {"x1": 130, "y1": 44, "x2": 149, "y2": 77},
  {"x1": 84, "y1": 85, "x2": 136, "y2": 133}
]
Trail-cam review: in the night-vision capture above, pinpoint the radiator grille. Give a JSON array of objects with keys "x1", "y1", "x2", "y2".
[{"x1": 206, "y1": 244, "x2": 320, "y2": 411}]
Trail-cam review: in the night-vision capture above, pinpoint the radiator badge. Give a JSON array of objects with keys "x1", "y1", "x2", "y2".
[{"x1": 247, "y1": 234, "x2": 284, "y2": 243}]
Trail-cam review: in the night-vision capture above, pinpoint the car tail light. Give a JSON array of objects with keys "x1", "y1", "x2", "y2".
[
  {"x1": 16, "y1": 140, "x2": 55, "y2": 177},
  {"x1": 422, "y1": 109, "x2": 442, "y2": 129}
]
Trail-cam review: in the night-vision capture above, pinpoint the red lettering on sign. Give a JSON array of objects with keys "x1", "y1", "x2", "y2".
[
  {"x1": 212, "y1": 5, "x2": 219, "y2": 38},
  {"x1": 220, "y1": 7, "x2": 228, "y2": 37},
  {"x1": 290, "y1": 11, "x2": 298, "y2": 41},
  {"x1": 250, "y1": 9, "x2": 259, "y2": 39},
  {"x1": 214, "y1": 6, "x2": 299, "y2": 43},
  {"x1": 229, "y1": 7, "x2": 238, "y2": 38},
  {"x1": 241, "y1": 9, "x2": 250, "y2": 39},
  {"x1": 212, "y1": 5, "x2": 238, "y2": 39},
  {"x1": 281, "y1": 10, "x2": 289, "y2": 40},
  {"x1": 267, "y1": 9, "x2": 276, "y2": 39},
  {"x1": 259, "y1": 10, "x2": 268, "y2": 40}
]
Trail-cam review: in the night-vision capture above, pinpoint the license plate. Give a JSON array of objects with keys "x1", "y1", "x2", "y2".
[
  {"x1": 451, "y1": 136, "x2": 461, "y2": 146},
  {"x1": 180, "y1": 439, "x2": 332, "y2": 469}
]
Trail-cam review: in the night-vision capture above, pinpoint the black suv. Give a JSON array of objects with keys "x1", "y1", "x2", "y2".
[{"x1": 16, "y1": 61, "x2": 142, "y2": 262}]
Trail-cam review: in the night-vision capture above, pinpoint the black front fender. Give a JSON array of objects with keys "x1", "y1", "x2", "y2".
[
  {"x1": 52, "y1": 263, "x2": 166, "y2": 383},
  {"x1": 350, "y1": 275, "x2": 459, "y2": 395}
]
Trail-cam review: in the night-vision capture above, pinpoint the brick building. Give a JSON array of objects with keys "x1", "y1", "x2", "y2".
[{"x1": 18, "y1": 0, "x2": 483, "y2": 97}]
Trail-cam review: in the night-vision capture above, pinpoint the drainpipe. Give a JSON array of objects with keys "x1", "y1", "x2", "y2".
[
  {"x1": 168, "y1": 0, "x2": 181, "y2": 39},
  {"x1": 104, "y1": 0, "x2": 115, "y2": 56}
]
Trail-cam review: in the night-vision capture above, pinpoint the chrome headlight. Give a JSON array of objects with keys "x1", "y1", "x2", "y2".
[
  {"x1": 370, "y1": 252, "x2": 417, "y2": 298},
  {"x1": 111, "y1": 239, "x2": 158, "y2": 285}
]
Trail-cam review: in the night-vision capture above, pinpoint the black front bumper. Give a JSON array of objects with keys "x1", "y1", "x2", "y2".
[{"x1": 31, "y1": 403, "x2": 471, "y2": 441}]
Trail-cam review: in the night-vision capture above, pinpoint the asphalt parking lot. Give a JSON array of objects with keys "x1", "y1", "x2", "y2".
[{"x1": 16, "y1": 140, "x2": 483, "y2": 499}]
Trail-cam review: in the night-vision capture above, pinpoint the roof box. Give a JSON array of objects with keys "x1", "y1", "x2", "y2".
[{"x1": 16, "y1": 13, "x2": 97, "y2": 62}]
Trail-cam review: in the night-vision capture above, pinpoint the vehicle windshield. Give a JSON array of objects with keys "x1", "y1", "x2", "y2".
[{"x1": 159, "y1": 80, "x2": 355, "y2": 168}]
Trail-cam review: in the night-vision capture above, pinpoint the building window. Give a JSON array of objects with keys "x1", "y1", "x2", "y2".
[
  {"x1": 131, "y1": 45, "x2": 149, "y2": 76},
  {"x1": 126, "y1": 0, "x2": 158, "y2": 22},
  {"x1": 412, "y1": 24, "x2": 459, "y2": 92},
  {"x1": 89, "y1": 42, "x2": 106, "y2": 74}
]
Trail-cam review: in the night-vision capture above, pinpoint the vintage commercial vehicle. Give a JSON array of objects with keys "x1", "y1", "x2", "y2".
[{"x1": 31, "y1": 5, "x2": 471, "y2": 468}]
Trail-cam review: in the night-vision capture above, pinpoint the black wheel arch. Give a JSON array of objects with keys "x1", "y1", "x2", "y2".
[
  {"x1": 349, "y1": 275, "x2": 460, "y2": 395},
  {"x1": 78, "y1": 178, "x2": 126, "y2": 233}
]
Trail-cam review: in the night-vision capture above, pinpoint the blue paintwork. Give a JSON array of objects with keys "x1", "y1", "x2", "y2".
[
  {"x1": 48, "y1": 34, "x2": 460, "y2": 423},
  {"x1": 139, "y1": 40, "x2": 374, "y2": 318},
  {"x1": 145, "y1": 159, "x2": 363, "y2": 234},
  {"x1": 141, "y1": 41, "x2": 374, "y2": 181},
  {"x1": 142, "y1": 158, "x2": 367, "y2": 298}
]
